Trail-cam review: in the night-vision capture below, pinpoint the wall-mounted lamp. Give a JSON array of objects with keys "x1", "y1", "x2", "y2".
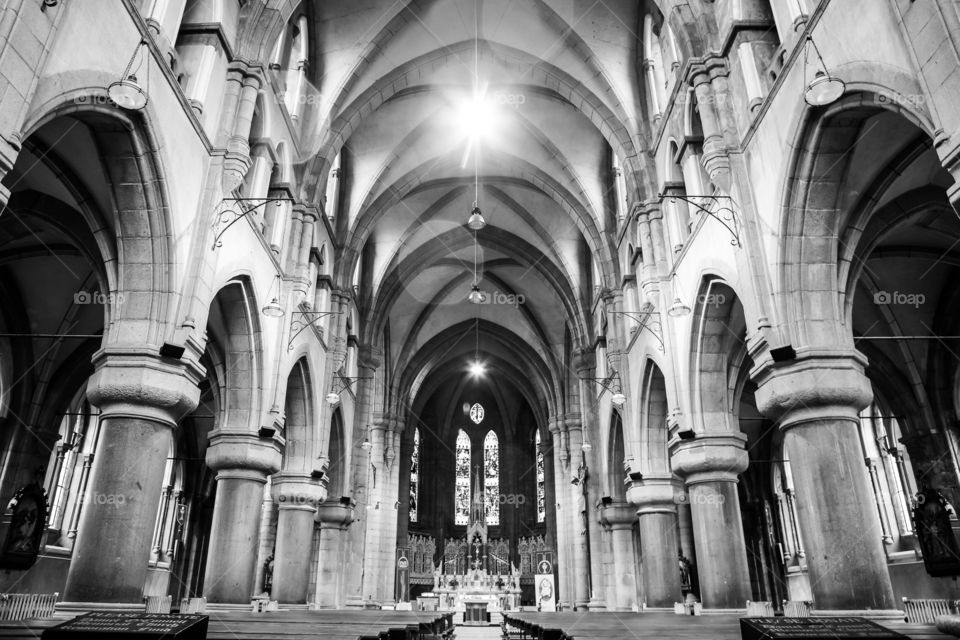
[
  {"x1": 803, "y1": 35, "x2": 845, "y2": 107},
  {"x1": 325, "y1": 375, "x2": 372, "y2": 406},
  {"x1": 211, "y1": 197, "x2": 294, "y2": 250},
  {"x1": 108, "y1": 40, "x2": 150, "y2": 110},
  {"x1": 361, "y1": 433, "x2": 372, "y2": 451},
  {"x1": 667, "y1": 275, "x2": 692, "y2": 318},
  {"x1": 261, "y1": 275, "x2": 284, "y2": 318}
]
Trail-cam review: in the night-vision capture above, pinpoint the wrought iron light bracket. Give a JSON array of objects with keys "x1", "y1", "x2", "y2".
[
  {"x1": 659, "y1": 192, "x2": 741, "y2": 247},
  {"x1": 211, "y1": 197, "x2": 293, "y2": 250}
]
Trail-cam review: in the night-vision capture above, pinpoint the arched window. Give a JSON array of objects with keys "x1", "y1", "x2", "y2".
[
  {"x1": 455, "y1": 430, "x2": 471, "y2": 525},
  {"x1": 858, "y1": 400, "x2": 917, "y2": 549},
  {"x1": 44, "y1": 387, "x2": 102, "y2": 548},
  {"x1": 410, "y1": 428, "x2": 420, "y2": 523},
  {"x1": 484, "y1": 430, "x2": 499, "y2": 526},
  {"x1": 535, "y1": 430, "x2": 545, "y2": 523}
]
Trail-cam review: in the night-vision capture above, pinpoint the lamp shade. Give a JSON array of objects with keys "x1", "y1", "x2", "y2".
[
  {"x1": 467, "y1": 205, "x2": 487, "y2": 230},
  {"x1": 667, "y1": 297, "x2": 692, "y2": 318},
  {"x1": 611, "y1": 392, "x2": 626, "y2": 407},
  {"x1": 468, "y1": 285, "x2": 487, "y2": 304},
  {"x1": 261, "y1": 297, "x2": 284, "y2": 317},
  {"x1": 108, "y1": 76, "x2": 148, "y2": 110},
  {"x1": 326, "y1": 392, "x2": 341, "y2": 406},
  {"x1": 804, "y1": 71, "x2": 845, "y2": 106}
]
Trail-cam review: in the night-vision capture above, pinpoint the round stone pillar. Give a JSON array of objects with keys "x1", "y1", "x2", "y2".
[
  {"x1": 670, "y1": 432, "x2": 751, "y2": 609},
  {"x1": 627, "y1": 475, "x2": 684, "y2": 609},
  {"x1": 754, "y1": 353, "x2": 897, "y2": 613},
  {"x1": 599, "y1": 502, "x2": 639, "y2": 611},
  {"x1": 271, "y1": 474, "x2": 326, "y2": 603},
  {"x1": 202, "y1": 431, "x2": 282, "y2": 604},
  {"x1": 63, "y1": 352, "x2": 202, "y2": 605},
  {"x1": 315, "y1": 501, "x2": 355, "y2": 608}
]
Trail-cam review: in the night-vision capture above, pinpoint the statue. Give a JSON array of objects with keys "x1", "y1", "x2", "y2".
[
  {"x1": 262, "y1": 554, "x2": 275, "y2": 594},
  {"x1": 433, "y1": 561, "x2": 442, "y2": 590},
  {"x1": 511, "y1": 562, "x2": 521, "y2": 590},
  {"x1": 678, "y1": 552, "x2": 692, "y2": 588}
]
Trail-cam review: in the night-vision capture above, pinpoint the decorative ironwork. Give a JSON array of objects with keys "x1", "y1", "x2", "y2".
[
  {"x1": 659, "y1": 192, "x2": 741, "y2": 247},
  {"x1": 913, "y1": 485, "x2": 960, "y2": 577},
  {"x1": 287, "y1": 309, "x2": 340, "y2": 350},
  {"x1": 211, "y1": 197, "x2": 293, "y2": 250},
  {"x1": 607, "y1": 310, "x2": 664, "y2": 351}
]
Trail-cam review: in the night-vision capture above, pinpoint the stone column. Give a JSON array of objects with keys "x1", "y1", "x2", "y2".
[
  {"x1": 315, "y1": 501, "x2": 355, "y2": 608},
  {"x1": 670, "y1": 432, "x2": 751, "y2": 609},
  {"x1": 549, "y1": 421, "x2": 572, "y2": 609},
  {"x1": 202, "y1": 431, "x2": 282, "y2": 604},
  {"x1": 599, "y1": 502, "x2": 639, "y2": 611},
  {"x1": 627, "y1": 475, "x2": 683, "y2": 609},
  {"x1": 565, "y1": 422, "x2": 591, "y2": 610},
  {"x1": 62, "y1": 352, "x2": 202, "y2": 605},
  {"x1": 271, "y1": 474, "x2": 325, "y2": 603},
  {"x1": 754, "y1": 353, "x2": 897, "y2": 613}
]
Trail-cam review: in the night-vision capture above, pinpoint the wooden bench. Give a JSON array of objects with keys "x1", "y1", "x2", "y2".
[
  {"x1": 0, "y1": 608, "x2": 455, "y2": 640},
  {"x1": 502, "y1": 611, "x2": 954, "y2": 640}
]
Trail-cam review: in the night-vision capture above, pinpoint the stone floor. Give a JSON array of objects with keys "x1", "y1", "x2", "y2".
[{"x1": 454, "y1": 623, "x2": 504, "y2": 639}]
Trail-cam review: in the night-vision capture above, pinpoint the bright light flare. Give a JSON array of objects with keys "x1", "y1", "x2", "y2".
[
  {"x1": 454, "y1": 83, "x2": 501, "y2": 167},
  {"x1": 468, "y1": 360, "x2": 487, "y2": 378}
]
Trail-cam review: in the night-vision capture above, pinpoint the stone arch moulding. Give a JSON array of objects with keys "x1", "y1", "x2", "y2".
[{"x1": 20, "y1": 98, "x2": 178, "y2": 348}]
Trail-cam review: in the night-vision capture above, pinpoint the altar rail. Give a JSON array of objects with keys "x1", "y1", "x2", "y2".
[
  {"x1": 0, "y1": 593, "x2": 58, "y2": 620},
  {"x1": 903, "y1": 598, "x2": 958, "y2": 624}
]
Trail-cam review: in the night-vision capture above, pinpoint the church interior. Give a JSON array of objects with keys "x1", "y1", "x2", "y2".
[{"x1": 0, "y1": 0, "x2": 960, "y2": 638}]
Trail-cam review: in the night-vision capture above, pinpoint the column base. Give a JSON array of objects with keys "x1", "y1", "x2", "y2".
[
  {"x1": 574, "y1": 600, "x2": 590, "y2": 611},
  {"x1": 587, "y1": 599, "x2": 607, "y2": 611}
]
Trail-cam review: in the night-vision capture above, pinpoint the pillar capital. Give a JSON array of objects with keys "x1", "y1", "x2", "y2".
[
  {"x1": 86, "y1": 350, "x2": 204, "y2": 428},
  {"x1": 358, "y1": 345, "x2": 383, "y2": 370},
  {"x1": 206, "y1": 430, "x2": 282, "y2": 478},
  {"x1": 572, "y1": 349, "x2": 595, "y2": 374},
  {"x1": 316, "y1": 501, "x2": 356, "y2": 529},
  {"x1": 753, "y1": 350, "x2": 872, "y2": 430},
  {"x1": 626, "y1": 474, "x2": 683, "y2": 514},
  {"x1": 598, "y1": 501, "x2": 636, "y2": 529},
  {"x1": 669, "y1": 431, "x2": 748, "y2": 484},
  {"x1": 271, "y1": 473, "x2": 326, "y2": 510}
]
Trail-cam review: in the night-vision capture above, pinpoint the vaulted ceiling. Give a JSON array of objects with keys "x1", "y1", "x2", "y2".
[{"x1": 303, "y1": 0, "x2": 647, "y2": 418}]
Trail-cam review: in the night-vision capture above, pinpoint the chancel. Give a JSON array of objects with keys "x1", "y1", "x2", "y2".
[{"x1": 0, "y1": 1, "x2": 959, "y2": 639}]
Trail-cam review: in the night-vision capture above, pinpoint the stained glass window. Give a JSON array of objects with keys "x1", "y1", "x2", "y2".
[
  {"x1": 455, "y1": 429, "x2": 471, "y2": 525},
  {"x1": 409, "y1": 428, "x2": 420, "y2": 523},
  {"x1": 536, "y1": 430, "x2": 545, "y2": 522},
  {"x1": 484, "y1": 430, "x2": 500, "y2": 525}
]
